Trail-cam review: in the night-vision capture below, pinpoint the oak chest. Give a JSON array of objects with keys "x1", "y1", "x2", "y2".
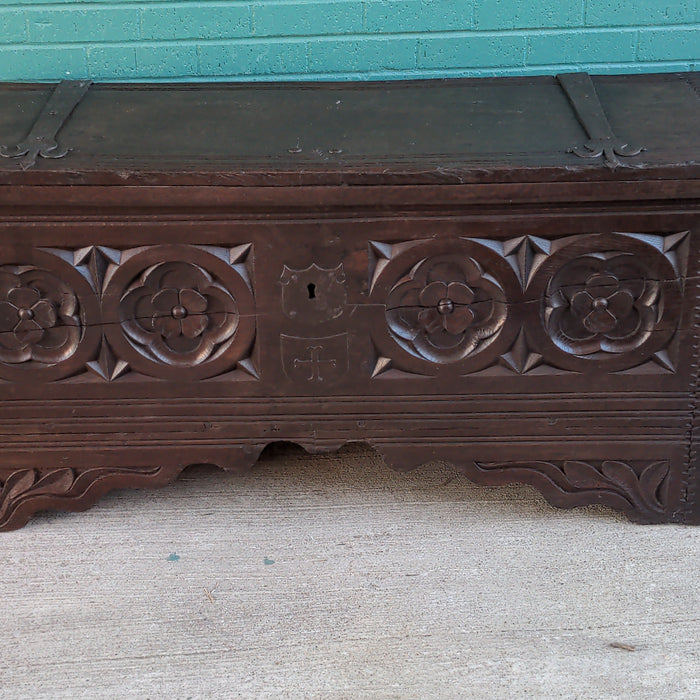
[{"x1": 1, "y1": 72, "x2": 699, "y2": 529}]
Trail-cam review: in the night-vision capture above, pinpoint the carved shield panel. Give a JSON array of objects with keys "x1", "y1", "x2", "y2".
[
  {"x1": 281, "y1": 333, "x2": 349, "y2": 384},
  {"x1": 280, "y1": 263, "x2": 346, "y2": 323}
]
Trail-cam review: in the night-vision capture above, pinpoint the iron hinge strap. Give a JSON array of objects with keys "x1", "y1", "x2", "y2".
[
  {"x1": 0, "y1": 79, "x2": 92, "y2": 171},
  {"x1": 556, "y1": 71, "x2": 645, "y2": 168}
]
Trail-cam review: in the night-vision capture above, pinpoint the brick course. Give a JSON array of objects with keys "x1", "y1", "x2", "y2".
[{"x1": 0, "y1": 0, "x2": 697, "y2": 81}]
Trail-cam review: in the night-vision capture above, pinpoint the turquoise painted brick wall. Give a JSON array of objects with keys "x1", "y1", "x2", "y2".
[{"x1": 0, "y1": 0, "x2": 698, "y2": 81}]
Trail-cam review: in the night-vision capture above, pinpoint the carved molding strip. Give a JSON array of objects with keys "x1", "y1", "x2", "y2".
[
  {"x1": 0, "y1": 80, "x2": 91, "y2": 171},
  {"x1": 557, "y1": 72, "x2": 645, "y2": 167},
  {"x1": 680, "y1": 244, "x2": 700, "y2": 524}
]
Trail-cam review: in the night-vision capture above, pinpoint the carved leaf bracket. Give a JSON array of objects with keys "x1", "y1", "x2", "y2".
[
  {"x1": 0, "y1": 466, "x2": 168, "y2": 530},
  {"x1": 475, "y1": 459, "x2": 670, "y2": 516}
]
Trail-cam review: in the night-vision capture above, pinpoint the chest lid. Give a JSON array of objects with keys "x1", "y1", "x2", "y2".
[{"x1": 0, "y1": 72, "x2": 698, "y2": 187}]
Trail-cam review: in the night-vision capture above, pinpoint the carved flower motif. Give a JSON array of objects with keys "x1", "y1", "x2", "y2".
[
  {"x1": 119, "y1": 262, "x2": 239, "y2": 367},
  {"x1": 386, "y1": 255, "x2": 506, "y2": 364},
  {"x1": 546, "y1": 255, "x2": 658, "y2": 356},
  {"x1": 568, "y1": 273, "x2": 635, "y2": 336},
  {"x1": 0, "y1": 286, "x2": 57, "y2": 347},
  {"x1": 151, "y1": 287, "x2": 209, "y2": 339},
  {"x1": 0, "y1": 268, "x2": 81, "y2": 365},
  {"x1": 418, "y1": 281, "x2": 475, "y2": 335}
]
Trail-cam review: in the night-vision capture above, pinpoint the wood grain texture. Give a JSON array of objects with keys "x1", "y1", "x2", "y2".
[
  {"x1": 0, "y1": 444, "x2": 698, "y2": 699},
  {"x1": 0, "y1": 73, "x2": 699, "y2": 528}
]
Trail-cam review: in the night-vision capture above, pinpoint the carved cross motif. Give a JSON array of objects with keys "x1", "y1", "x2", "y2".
[
  {"x1": 293, "y1": 345, "x2": 337, "y2": 381},
  {"x1": 281, "y1": 333, "x2": 349, "y2": 384}
]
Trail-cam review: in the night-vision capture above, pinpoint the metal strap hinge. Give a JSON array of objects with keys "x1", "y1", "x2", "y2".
[{"x1": 0, "y1": 79, "x2": 92, "y2": 171}]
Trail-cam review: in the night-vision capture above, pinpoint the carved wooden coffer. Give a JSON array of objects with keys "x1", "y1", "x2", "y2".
[{"x1": 0, "y1": 72, "x2": 699, "y2": 529}]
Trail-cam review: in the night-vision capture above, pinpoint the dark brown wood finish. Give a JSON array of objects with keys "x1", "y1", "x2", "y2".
[{"x1": 0, "y1": 72, "x2": 699, "y2": 529}]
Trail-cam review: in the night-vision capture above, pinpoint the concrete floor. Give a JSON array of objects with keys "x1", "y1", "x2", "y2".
[{"x1": 1, "y1": 442, "x2": 699, "y2": 699}]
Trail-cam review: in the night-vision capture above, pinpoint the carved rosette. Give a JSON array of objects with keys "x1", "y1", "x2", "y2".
[
  {"x1": 0, "y1": 268, "x2": 80, "y2": 363},
  {"x1": 369, "y1": 232, "x2": 685, "y2": 377},
  {"x1": 103, "y1": 245, "x2": 255, "y2": 380},
  {"x1": 545, "y1": 255, "x2": 658, "y2": 355},
  {"x1": 369, "y1": 239, "x2": 521, "y2": 375},
  {"x1": 386, "y1": 255, "x2": 506, "y2": 363},
  {"x1": 0, "y1": 250, "x2": 101, "y2": 382},
  {"x1": 527, "y1": 232, "x2": 685, "y2": 372},
  {"x1": 119, "y1": 262, "x2": 239, "y2": 367}
]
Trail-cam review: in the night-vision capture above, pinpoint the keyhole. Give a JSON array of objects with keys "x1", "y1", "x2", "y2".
[{"x1": 307, "y1": 283, "x2": 316, "y2": 300}]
